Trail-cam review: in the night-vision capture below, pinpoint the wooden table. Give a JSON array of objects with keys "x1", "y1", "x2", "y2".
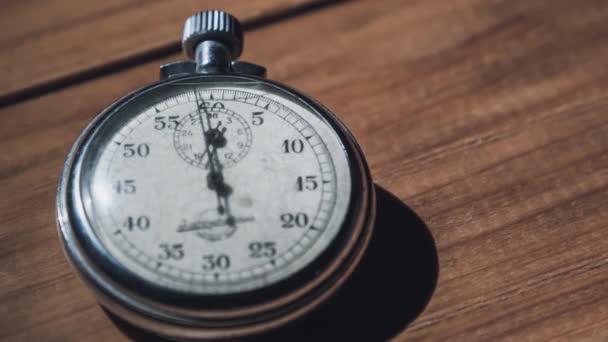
[{"x1": 1, "y1": 0, "x2": 607, "y2": 340}]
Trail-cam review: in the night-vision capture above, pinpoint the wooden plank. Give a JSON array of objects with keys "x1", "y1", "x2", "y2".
[
  {"x1": 0, "y1": 0, "x2": 325, "y2": 103},
  {"x1": 2, "y1": 0, "x2": 608, "y2": 340}
]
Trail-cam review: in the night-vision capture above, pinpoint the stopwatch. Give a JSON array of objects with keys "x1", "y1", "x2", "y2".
[{"x1": 57, "y1": 10, "x2": 375, "y2": 340}]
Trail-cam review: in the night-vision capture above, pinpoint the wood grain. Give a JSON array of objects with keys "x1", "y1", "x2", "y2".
[
  {"x1": 0, "y1": 0, "x2": 324, "y2": 104},
  {"x1": 1, "y1": 0, "x2": 608, "y2": 340}
]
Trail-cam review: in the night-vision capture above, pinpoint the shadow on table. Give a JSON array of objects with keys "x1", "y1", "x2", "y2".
[{"x1": 107, "y1": 185, "x2": 439, "y2": 341}]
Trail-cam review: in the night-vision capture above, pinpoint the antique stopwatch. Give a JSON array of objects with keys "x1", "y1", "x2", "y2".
[{"x1": 57, "y1": 10, "x2": 374, "y2": 340}]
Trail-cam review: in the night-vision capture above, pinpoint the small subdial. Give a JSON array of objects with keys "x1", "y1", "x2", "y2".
[{"x1": 173, "y1": 106, "x2": 252, "y2": 168}]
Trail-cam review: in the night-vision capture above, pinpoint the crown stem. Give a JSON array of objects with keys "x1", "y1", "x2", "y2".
[{"x1": 195, "y1": 40, "x2": 232, "y2": 74}]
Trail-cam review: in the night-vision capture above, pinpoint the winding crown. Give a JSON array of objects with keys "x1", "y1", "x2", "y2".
[{"x1": 182, "y1": 10, "x2": 244, "y2": 60}]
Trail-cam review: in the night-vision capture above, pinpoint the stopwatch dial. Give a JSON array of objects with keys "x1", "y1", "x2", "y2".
[{"x1": 81, "y1": 79, "x2": 353, "y2": 295}]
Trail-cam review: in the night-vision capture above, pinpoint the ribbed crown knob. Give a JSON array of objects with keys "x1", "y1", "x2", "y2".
[{"x1": 182, "y1": 10, "x2": 244, "y2": 60}]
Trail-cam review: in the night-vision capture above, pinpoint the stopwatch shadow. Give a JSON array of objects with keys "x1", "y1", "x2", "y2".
[
  {"x1": 260, "y1": 185, "x2": 439, "y2": 341},
  {"x1": 105, "y1": 185, "x2": 439, "y2": 341}
]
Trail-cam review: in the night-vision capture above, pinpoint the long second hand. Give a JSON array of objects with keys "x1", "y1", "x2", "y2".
[
  {"x1": 205, "y1": 120, "x2": 235, "y2": 224},
  {"x1": 194, "y1": 90, "x2": 223, "y2": 213},
  {"x1": 194, "y1": 90, "x2": 234, "y2": 224}
]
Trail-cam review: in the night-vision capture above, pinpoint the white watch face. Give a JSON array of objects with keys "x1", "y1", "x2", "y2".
[{"x1": 79, "y1": 77, "x2": 353, "y2": 294}]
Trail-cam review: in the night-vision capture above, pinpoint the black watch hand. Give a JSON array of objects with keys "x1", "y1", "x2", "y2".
[
  {"x1": 194, "y1": 91, "x2": 235, "y2": 225},
  {"x1": 207, "y1": 135, "x2": 235, "y2": 227}
]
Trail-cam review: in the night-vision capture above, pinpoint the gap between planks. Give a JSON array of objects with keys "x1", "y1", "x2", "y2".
[{"x1": 0, "y1": 0, "x2": 349, "y2": 109}]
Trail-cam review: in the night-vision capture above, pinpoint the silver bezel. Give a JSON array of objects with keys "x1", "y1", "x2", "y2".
[{"x1": 56, "y1": 73, "x2": 375, "y2": 339}]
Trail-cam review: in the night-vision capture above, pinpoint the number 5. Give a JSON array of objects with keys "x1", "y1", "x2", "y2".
[{"x1": 251, "y1": 111, "x2": 264, "y2": 126}]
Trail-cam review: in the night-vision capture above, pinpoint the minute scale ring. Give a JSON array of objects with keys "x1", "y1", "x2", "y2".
[{"x1": 93, "y1": 88, "x2": 342, "y2": 294}]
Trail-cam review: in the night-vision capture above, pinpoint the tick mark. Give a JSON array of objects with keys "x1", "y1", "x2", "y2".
[
  {"x1": 209, "y1": 93, "x2": 214, "y2": 100},
  {"x1": 114, "y1": 229, "x2": 121, "y2": 235},
  {"x1": 214, "y1": 273, "x2": 219, "y2": 279},
  {"x1": 305, "y1": 135, "x2": 313, "y2": 140},
  {"x1": 263, "y1": 103, "x2": 270, "y2": 110},
  {"x1": 310, "y1": 226, "x2": 320, "y2": 231},
  {"x1": 323, "y1": 180, "x2": 331, "y2": 184},
  {"x1": 114, "y1": 141, "x2": 121, "y2": 146},
  {"x1": 154, "y1": 107, "x2": 160, "y2": 113},
  {"x1": 270, "y1": 259, "x2": 276, "y2": 266}
]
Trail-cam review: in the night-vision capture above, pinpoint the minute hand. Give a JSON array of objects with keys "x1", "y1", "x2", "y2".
[{"x1": 194, "y1": 92, "x2": 217, "y2": 174}]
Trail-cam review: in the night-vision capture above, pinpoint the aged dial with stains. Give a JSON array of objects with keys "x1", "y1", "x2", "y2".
[{"x1": 82, "y1": 82, "x2": 352, "y2": 294}]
